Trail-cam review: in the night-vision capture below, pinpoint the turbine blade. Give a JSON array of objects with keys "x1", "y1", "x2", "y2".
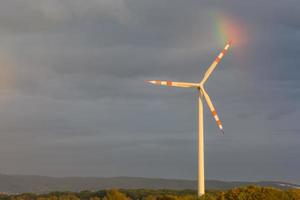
[
  {"x1": 201, "y1": 88, "x2": 224, "y2": 134},
  {"x1": 146, "y1": 80, "x2": 199, "y2": 88},
  {"x1": 200, "y1": 41, "x2": 232, "y2": 85}
]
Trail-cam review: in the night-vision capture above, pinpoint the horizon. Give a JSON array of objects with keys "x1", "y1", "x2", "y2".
[{"x1": 0, "y1": 172, "x2": 299, "y2": 185}]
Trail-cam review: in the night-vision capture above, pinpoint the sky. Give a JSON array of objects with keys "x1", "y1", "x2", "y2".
[{"x1": 0, "y1": 0, "x2": 299, "y2": 184}]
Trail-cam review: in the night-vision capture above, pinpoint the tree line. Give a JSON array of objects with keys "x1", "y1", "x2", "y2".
[{"x1": 0, "y1": 186, "x2": 299, "y2": 200}]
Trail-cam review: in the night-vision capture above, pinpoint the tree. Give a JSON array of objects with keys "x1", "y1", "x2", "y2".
[
  {"x1": 103, "y1": 190, "x2": 131, "y2": 200},
  {"x1": 89, "y1": 197, "x2": 101, "y2": 200}
]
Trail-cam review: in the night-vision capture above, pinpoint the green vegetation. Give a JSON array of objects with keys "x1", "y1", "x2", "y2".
[{"x1": 0, "y1": 186, "x2": 299, "y2": 200}]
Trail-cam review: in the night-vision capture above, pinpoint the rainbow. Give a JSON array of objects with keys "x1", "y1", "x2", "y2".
[{"x1": 212, "y1": 11, "x2": 248, "y2": 46}]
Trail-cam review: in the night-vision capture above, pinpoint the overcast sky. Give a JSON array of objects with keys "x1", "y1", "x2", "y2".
[{"x1": 0, "y1": 0, "x2": 299, "y2": 184}]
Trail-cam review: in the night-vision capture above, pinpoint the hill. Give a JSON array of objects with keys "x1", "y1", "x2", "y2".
[{"x1": 0, "y1": 173, "x2": 299, "y2": 194}]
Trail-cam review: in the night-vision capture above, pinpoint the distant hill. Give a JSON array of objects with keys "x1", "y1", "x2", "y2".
[{"x1": 0, "y1": 173, "x2": 299, "y2": 194}]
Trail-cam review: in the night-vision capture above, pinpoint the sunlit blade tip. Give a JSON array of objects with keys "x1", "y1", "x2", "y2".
[
  {"x1": 146, "y1": 80, "x2": 156, "y2": 84},
  {"x1": 225, "y1": 41, "x2": 232, "y2": 50}
]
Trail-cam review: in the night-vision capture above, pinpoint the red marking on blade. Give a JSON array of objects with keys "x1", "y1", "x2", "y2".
[
  {"x1": 222, "y1": 49, "x2": 227, "y2": 55},
  {"x1": 167, "y1": 81, "x2": 172, "y2": 86},
  {"x1": 212, "y1": 111, "x2": 217, "y2": 116},
  {"x1": 156, "y1": 80, "x2": 161, "y2": 84},
  {"x1": 216, "y1": 120, "x2": 222, "y2": 126},
  {"x1": 215, "y1": 57, "x2": 221, "y2": 63}
]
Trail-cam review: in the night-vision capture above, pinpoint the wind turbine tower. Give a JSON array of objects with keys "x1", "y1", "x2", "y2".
[{"x1": 146, "y1": 41, "x2": 232, "y2": 197}]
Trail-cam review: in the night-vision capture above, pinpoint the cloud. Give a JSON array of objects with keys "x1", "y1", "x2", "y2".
[{"x1": 0, "y1": 0, "x2": 299, "y2": 183}]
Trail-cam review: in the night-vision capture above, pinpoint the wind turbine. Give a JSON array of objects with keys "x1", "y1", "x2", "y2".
[{"x1": 146, "y1": 41, "x2": 232, "y2": 197}]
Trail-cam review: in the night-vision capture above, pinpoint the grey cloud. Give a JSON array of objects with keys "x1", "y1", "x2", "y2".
[
  {"x1": 0, "y1": 0, "x2": 299, "y2": 184},
  {"x1": 266, "y1": 106, "x2": 295, "y2": 121}
]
